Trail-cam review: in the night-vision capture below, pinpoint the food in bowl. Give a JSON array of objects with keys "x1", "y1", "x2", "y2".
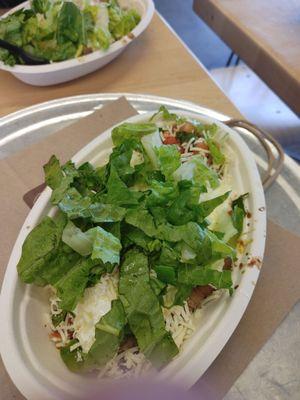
[
  {"x1": 17, "y1": 106, "x2": 249, "y2": 377},
  {"x1": 0, "y1": 0, "x2": 141, "y2": 66}
]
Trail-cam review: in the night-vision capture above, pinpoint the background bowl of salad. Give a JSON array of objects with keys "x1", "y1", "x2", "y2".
[
  {"x1": 0, "y1": 108, "x2": 266, "y2": 399},
  {"x1": 0, "y1": 0, "x2": 154, "y2": 85}
]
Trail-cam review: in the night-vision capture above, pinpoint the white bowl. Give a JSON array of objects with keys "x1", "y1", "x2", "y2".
[
  {"x1": 0, "y1": 111, "x2": 266, "y2": 399},
  {"x1": 0, "y1": 0, "x2": 154, "y2": 86}
]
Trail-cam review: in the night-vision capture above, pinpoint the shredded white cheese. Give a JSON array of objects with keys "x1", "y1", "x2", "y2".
[
  {"x1": 72, "y1": 272, "x2": 119, "y2": 353},
  {"x1": 98, "y1": 347, "x2": 153, "y2": 379},
  {"x1": 163, "y1": 301, "x2": 197, "y2": 348}
]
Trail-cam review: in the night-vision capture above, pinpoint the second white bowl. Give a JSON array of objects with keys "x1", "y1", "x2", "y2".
[{"x1": 0, "y1": 0, "x2": 155, "y2": 86}]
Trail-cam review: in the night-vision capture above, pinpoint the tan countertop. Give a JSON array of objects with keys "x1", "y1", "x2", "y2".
[
  {"x1": 0, "y1": 12, "x2": 241, "y2": 118},
  {"x1": 193, "y1": 0, "x2": 300, "y2": 115}
]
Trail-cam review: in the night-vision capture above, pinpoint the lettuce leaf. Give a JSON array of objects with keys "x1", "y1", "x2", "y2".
[
  {"x1": 153, "y1": 265, "x2": 177, "y2": 285},
  {"x1": 44, "y1": 156, "x2": 79, "y2": 205},
  {"x1": 173, "y1": 156, "x2": 219, "y2": 189},
  {"x1": 178, "y1": 264, "x2": 232, "y2": 289},
  {"x1": 125, "y1": 208, "x2": 157, "y2": 237},
  {"x1": 62, "y1": 221, "x2": 93, "y2": 256},
  {"x1": 89, "y1": 203, "x2": 126, "y2": 223},
  {"x1": 91, "y1": 225, "x2": 122, "y2": 264},
  {"x1": 108, "y1": 5, "x2": 140, "y2": 40},
  {"x1": 58, "y1": 188, "x2": 126, "y2": 222},
  {"x1": 31, "y1": 0, "x2": 50, "y2": 15},
  {"x1": 58, "y1": 188, "x2": 91, "y2": 219},
  {"x1": 62, "y1": 221, "x2": 121, "y2": 264},
  {"x1": 88, "y1": 299, "x2": 126, "y2": 365},
  {"x1": 231, "y1": 193, "x2": 248, "y2": 237},
  {"x1": 108, "y1": 138, "x2": 141, "y2": 182},
  {"x1": 56, "y1": 2, "x2": 84, "y2": 45},
  {"x1": 146, "y1": 180, "x2": 178, "y2": 207},
  {"x1": 123, "y1": 226, "x2": 161, "y2": 252},
  {"x1": 206, "y1": 137, "x2": 225, "y2": 165},
  {"x1": 111, "y1": 123, "x2": 157, "y2": 146},
  {"x1": 17, "y1": 215, "x2": 65, "y2": 285},
  {"x1": 155, "y1": 145, "x2": 181, "y2": 181},
  {"x1": 150, "y1": 105, "x2": 186, "y2": 124},
  {"x1": 39, "y1": 241, "x2": 81, "y2": 286},
  {"x1": 55, "y1": 257, "x2": 95, "y2": 311},
  {"x1": 119, "y1": 249, "x2": 178, "y2": 367},
  {"x1": 197, "y1": 191, "x2": 230, "y2": 220},
  {"x1": 106, "y1": 166, "x2": 142, "y2": 206}
]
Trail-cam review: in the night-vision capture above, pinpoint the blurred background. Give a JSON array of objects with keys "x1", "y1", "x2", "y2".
[{"x1": 154, "y1": 0, "x2": 300, "y2": 161}]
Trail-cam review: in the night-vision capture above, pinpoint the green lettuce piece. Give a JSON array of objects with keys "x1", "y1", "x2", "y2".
[
  {"x1": 39, "y1": 241, "x2": 81, "y2": 286},
  {"x1": 178, "y1": 264, "x2": 232, "y2": 289},
  {"x1": 89, "y1": 203, "x2": 126, "y2": 223},
  {"x1": 52, "y1": 310, "x2": 67, "y2": 327},
  {"x1": 62, "y1": 220, "x2": 93, "y2": 256},
  {"x1": 153, "y1": 265, "x2": 177, "y2": 285},
  {"x1": 231, "y1": 193, "x2": 248, "y2": 237},
  {"x1": 149, "y1": 276, "x2": 166, "y2": 297},
  {"x1": 193, "y1": 157, "x2": 219, "y2": 189},
  {"x1": 43, "y1": 156, "x2": 79, "y2": 205},
  {"x1": 206, "y1": 138, "x2": 225, "y2": 165},
  {"x1": 95, "y1": 27, "x2": 111, "y2": 50},
  {"x1": 58, "y1": 188, "x2": 91, "y2": 219},
  {"x1": 123, "y1": 226, "x2": 160, "y2": 252},
  {"x1": 108, "y1": 5, "x2": 140, "y2": 40},
  {"x1": 88, "y1": 299, "x2": 126, "y2": 365},
  {"x1": 58, "y1": 188, "x2": 126, "y2": 222},
  {"x1": 155, "y1": 145, "x2": 181, "y2": 181},
  {"x1": 43, "y1": 155, "x2": 64, "y2": 189},
  {"x1": 62, "y1": 221, "x2": 121, "y2": 264},
  {"x1": 17, "y1": 215, "x2": 65, "y2": 285},
  {"x1": 125, "y1": 208, "x2": 157, "y2": 237},
  {"x1": 197, "y1": 191, "x2": 230, "y2": 220},
  {"x1": 158, "y1": 243, "x2": 180, "y2": 266},
  {"x1": 73, "y1": 162, "x2": 106, "y2": 196},
  {"x1": 173, "y1": 156, "x2": 219, "y2": 189},
  {"x1": 157, "y1": 223, "x2": 185, "y2": 243},
  {"x1": 173, "y1": 284, "x2": 193, "y2": 306},
  {"x1": 146, "y1": 180, "x2": 178, "y2": 207},
  {"x1": 111, "y1": 123, "x2": 157, "y2": 146},
  {"x1": 109, "y1": 138, "x2": 142, "y2": 182},
  {"x1": 180, "y1": 222, "x2": 213, "y2": 265},
  {"x1": 166, "y1": 180, "x2": 202, "y2": 226},
  {"x1": 157, "y1": 222, "x2": 212, "y2": 264},
  {"x1": 91, "y1": 226, "x2": 122, "y2": 264},
  {"x1": 140, "y1": 130, "x2": 162, "y2": 169},
  {"x1": 119, "y1": 249, "x2": 178, "y2": 367},
  {"x1": 150, "y1": 105, "x2": 186, "y2": 124},
  {"x1": 106, "y1": 166, "x2": 142, "y2": 206},
  {"x1": 31, "y1": 0, "x2": 50, "y2": 14},
  {"x1": 149, "y1": 332, "x2": 179, "y2": 367},
  {"x1": 56, "y1": 2, "x2": 84, "y2": 45},
  {"x1": 0, "y1": 11, "x2": 27, "y2": 65},
  {"x1": 60, "y1": 340, "x2": 87, "y2": 373},
  {"x1": 55, "y1": 257, "x2": 95, "y2": 311},
  {"x1": 206, "y1": 230, "x2": 235, "y2": 258}
]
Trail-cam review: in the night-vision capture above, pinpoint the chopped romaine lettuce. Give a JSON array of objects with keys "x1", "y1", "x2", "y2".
[{"x1": 17, "y1": 106, "x2": 248, "y2": 374}]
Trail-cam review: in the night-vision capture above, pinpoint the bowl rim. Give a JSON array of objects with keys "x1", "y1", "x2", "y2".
[
  {"x1": 0, "y1": 110, "x2": 266, "y2": 398},
  {"x1": 0, "y1": 0, "x2": 155, "y2": 74}
]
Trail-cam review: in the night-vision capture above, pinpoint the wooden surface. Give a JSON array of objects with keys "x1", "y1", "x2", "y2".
[
  {"x1": 0, "y1": 12, "x2": 241, "y2": 118},
  {"x1": 193, "y1": 0, "x2": 300, "y2": 116}
]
